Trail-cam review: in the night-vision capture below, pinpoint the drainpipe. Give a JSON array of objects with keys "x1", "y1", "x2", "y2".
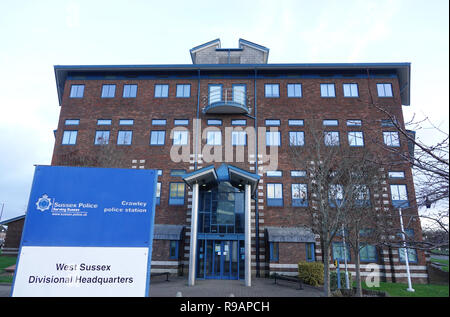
[
  {"x1": 195, "y1": 69, "x2": 201, "y2": 171},
  {"x1": 254, "y1": 67, "x2": 260, "y2": 277}
]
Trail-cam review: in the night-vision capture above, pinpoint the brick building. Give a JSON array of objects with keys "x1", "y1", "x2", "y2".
[{"x1": 51, "y1": 38, "x2": 428, "y2": 285}]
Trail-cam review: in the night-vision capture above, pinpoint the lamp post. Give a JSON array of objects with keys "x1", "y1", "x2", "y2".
[{"x1": 398, "y1": 207, "x2": 415, "y2": 292}]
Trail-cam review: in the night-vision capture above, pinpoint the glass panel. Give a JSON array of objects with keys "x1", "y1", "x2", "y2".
[
  {"x1": 231, "y1": 241, "x2": 238, "y2": 278},
  {"x1": 223, "y1": 241, "x2": 230, "y2": 277},
  {"x1": 239, "y1": 240, "x2": 245, "y2": 279},
  {"x1": 209, "y1": 85, "x2": 222, "y2": 104},
  {"x1": 214, "y1": 241, "x2": 221, "y2": 276},
  {"x1": 206, "y1": 240, "x2": 213, "y2": 277},
  {"x1": 197, "y1": 240, "x2": 205, "y2": 278},
  {"x1": 233, "y1": 85, "x2": 246, "y2": 105}
]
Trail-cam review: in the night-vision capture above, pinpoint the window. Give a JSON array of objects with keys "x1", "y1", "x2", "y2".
[
  {"x1": 292, "y1": 183, "x2": 308, "y2": 207},
  {"x1": 347, "y1": 119, "x2": 362, "y2": 126},
  {"x1": 123, "y1": 84, "x2": 137, "y2": 98},
  {"x1": 269, "y1": 242, "x2": 279, "y2": 261},
  {"x1": 266, "y1": 131, "x2": 281, "y2": 146},
  {"x1": 354, "y1": 185, "x2": 370, "y2": 206},
  {"x1": 360, "y1": 244, "x2": 377, "y2": 262},
  {"x1": 233, "y1": 84, "x2": 246, "y2": 105},
  {"x1": 265, "y1": 119, "x2": 280, "y2": 126},
  {"x1": 343, "y1": 83, "x2": 359, "y2": 97},
  {"x1": 117, "y1": 131, "x2": 132, "y2": 145},
  {"x1": 329, "y1": 184, "x2": 344, "y2": 207},
  {"x1": 388, "y1": 171, "x2": 405, "y2": 179},
  {"x1": 291, "y1": 170, "x2": 306, "y2": 177},
  {"x1": 169, "y1": 241, "x2": 179, "y2": 259},
  {"x1": 70, "y1": 85, "x2": 84, "y2": 98},
  {"x1": 62, "y1": 131, "x2": 77, "y2": 145},
  {"x1": 97, "y1": 119, "x2": 111, "y2": 125},
  {"x1": 383, "y1": 131, "x2": 400, "y2": 147},
  {"x1": 232, "y1": 131, "x2": 246, "y2": 146},
  {"x1": 65, "y1": 119, "x2": 79, "y2": 125},
  {"x1": 206, "y1": 131, "x2": 221, "y2": 145},
  {"x1": 306, "y1": 243, "x2": 315, "y2": 262},
  {"x1": 94, "y1": 131, "x2": 110, "y2": 145},
  {"x1": 399, "y1": 247, "x2": 418, "y2": 263},
  {"x1": 157, "y1": 170, "x2": 163, "y2": 176},
  {"x1": 348, "y1": 131, "x2": 364, "y2": 147},
  {"x1": 101, "y1": 84, "x2": 116, "y2": 98},
  {"x1": 324, "y1": 131, "x2": 340, "y2": 146},
  {"x1": 265, "y1": 84, "x2": 279, "y2": 97},
  {"x1": 381, "y1": 119, "x2": 398, "y2": 127},
  {"x1": 287, "y1": 83, "x2": 302, "y2": 97},
  {"x1": 209, "y1": 85, "x2": 222, "y2": 104},
  {"x1": 154, "y1": 84, "x2": 169, "y2": 98},
  {"x1": 377, "y1": 83, "x2": 393, "y2": 97},
  {"x1": 174, "y1": 119, "x2": 189, "y2": 126},
  {"x1": 267, "y1": 183, "x2": 283, "y2": 206},
  {"x1": 289, "y1": 131, "x2": 305, "y2": 146},
  {"x1": 266, "y1": 171, "x2": 282, "y2": 177},
  {"x1": 332, "y1": 242, "x2": 350, "y2": 262},
  {"x1": 288, "y1": 119, "x2": 304, "y2": 126},
  {"x1": 152, "y1": 119, "x2": 167, "y2": 126},
  {"x1": 232, "y1": 119, "x2": 246, "y2": 126},
  {"x1": 156, "y1": 182, "x2": 161, "y2": 205},
  {"x1": 150, "y1": 130, "x2": 165, "y2": 145},
  {"x1": 207, "y1": 119, "x2": 222, "y2": 126},
  {"x1": 390, "y1": 184, "x2": 409, "y2": 208},
  {"x1": 170, "y1": 169, "x2": 186, "y2": 177},
  {"x1": 323, "y1": 119, "x2": 338, "y2": 126},
  {"x1": 169, "y1": 182, "x2": 185, "y2": 205},
  {"x1": 320, "y1": 83, "x2": 335, "y2": 97},
  {"x1": 119, "y1": 119, "x2": 134, "y2": 126},
  {"x1": 176, "y1": 84, "x2": 190, "y2": 98},
  {"x1": 173, "y1": 130, "x2": 188, "y2": 145}
]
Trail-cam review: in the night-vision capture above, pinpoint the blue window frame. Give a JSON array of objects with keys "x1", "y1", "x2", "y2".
[
  {"x1": 97, "y1": 119, "x2": 111, "y2": 125},
  {"x1": 154, "y1": 84, "x2": 169, "y2": 98},
  {"x1": 169, "y1": 182, "x2": 185, "y2": 205},
  {"x1": 347, "y1": 119, "x2": 362, "y2": 126},
  {"x1": 267, "y1": 183, "x2": 283, "y2": 207},
  {"x1": 170, "y1": 169, "x2": 186, "y2": 177},
  {"x1": 62, "y1": 130, "x2": 78, "y2": 145},
  {"x1": 383, "y1": 131, "x2": 400, "y2": 147},
  {"x1": 156, "y1": 182, "x2": 161, "y2": 205},
  {"x1": 343, "y1": 83, "x2": 359, "y2": 97},
  {"x1": 173, "y1": 130, "x2": 188, "y2": 145},
  {"x1": 306, "y1": 243, "x2": 315, "y2": 262},
  {"x1": 206, "y1": 130, "x2": 222, "y2": 145},
  {"x1": 65, "y1": 119, "x2": 79, "y2": 125},
  {"x1": 328, "y1": 184, "x2": 344, "y2": 207},
  {"x1": 348, "y1": 131, "x2": 364, "y2": 147},
  {"x1": 176, "y1": 84, "x2": 191, "y2": 98},
  {"x1": 269, "y1": 242, "x2": 279, "y2": 261},
  {"x1": 169, "y1": 241, "x2": 179, "y2": 259},
  {"x1": 265, "y1": 84, "x2": 279, "y2": 98},
  {"x1": 323, "y1": 119, "x2": 338, "y2": 126},
  {"x1": 174, "y1": 119, "x2": 189, "y2": 126},
  {"x1": 377, "y1": 83, "x2": 393, "y2": 97},
  {"x1": 208, "y1": 84, "x2": 222, "y2": 104},
  {"x1": 231, "y1": 119, "x2": 246, "y2": 126},
  {"x1": 332, "y1": 242, "x2": 351, "y2": 262},
  {"x1": 324, "y1": 131, "x2": 340, "y2": 146},
  {"x1": 150, "y1": 130, "x2": 165, "y2": 145},
  {"x1": 232, "y1": 131, "x2": 246, "y2": 146},
  {"x1": 289, "y1": 131, "x2": 305, "y2": 146},
  {"x1": 207, "y1": 119, "x2": 222, "y2": 126},
  {"x1": 94, "y1": 130, "x2": 110, "y2": 145},
  {"x1": 320, "y1": 83, "x2": 335, "y2": 97},
  {"x1": 266, "y1": 171, "x2": 282, "y2": 177},
  {"x1": 117, "y1": 130, "x2": 132, "y2": 145},
  {"x1": 291, "y1": 170, "x2": 306, "y2": 177},
  {"x1": 69, "y1": 84, "x2": 84, "y2": 98},
  {"x1": 101, "y1": 84, "x2": 116, "y2": 98},
  {"x1": 292, "y1": 184, "x2": 308, "y2": 207},
  {"x1": 287, "y1": 83, "x2": 302, "y2": 98},
  {"x1": 152, "y1": 119, "x2": 167, "y2": 126},
  {"x1": 119, "y1": 119, "x2": 134, "y2": 126},
  {"x1": 399, "y1": 228, "x2": 418, "y2": 263},
  {"x1": 288, "y1": 119, "x2": 304, "y2": 126},
  {"x1": 265, "y1": 119, "x2": 280, "y2": 126},
  {"x1": 360, "y1": 244, "x2": 377, "y2": 262},
  {"x1": 388, "y1": 171, "x2": 405, "y2": 179},
  {"x1": 390, "y1": 184, "x2": 409, "y2": 208},
  {"x1": 232, "y1": 84, "x2": 246, "y2": 105},
  {"x1": 123, "y1": 84, "x2": 137, "y2": 98},
  {"x1": 266, "y1": 131, "x2": 281, "y2": 146}
]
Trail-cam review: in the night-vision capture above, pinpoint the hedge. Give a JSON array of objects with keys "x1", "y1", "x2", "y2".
[{"x1": 298, "y1": 261, "x2": 324, "y2": 286}]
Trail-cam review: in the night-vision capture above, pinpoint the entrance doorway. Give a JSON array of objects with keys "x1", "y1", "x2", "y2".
[{"x1": 196, "y1": 239, "x2": 244, "y2": 280}]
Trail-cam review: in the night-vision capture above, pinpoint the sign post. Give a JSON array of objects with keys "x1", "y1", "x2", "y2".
[{"x1": 11, "y1": 165, "x2": 157, "y2": 297}]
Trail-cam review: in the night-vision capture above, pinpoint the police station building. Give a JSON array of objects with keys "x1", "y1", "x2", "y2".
[{"x1": 51, "y1": 39, "x2": 428, "y2": 286}]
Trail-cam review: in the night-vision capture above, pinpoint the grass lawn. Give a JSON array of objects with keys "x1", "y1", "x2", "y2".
[
  {"x1": 358, "y1": 281, "x2": 449, "y2": 297},
  {"x1": 430, "y1": 257, "x2": 449, "y2": 272},
  {"x1": 0, "y1": 255, "x2": 17, "y2": 284}
]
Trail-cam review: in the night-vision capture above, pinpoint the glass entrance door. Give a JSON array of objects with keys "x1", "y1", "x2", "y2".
[{"x1": 197, "y1": 239, "x2": 241, "y2": 280}]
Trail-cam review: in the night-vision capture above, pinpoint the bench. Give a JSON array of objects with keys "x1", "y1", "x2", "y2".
[
  {"x1": 150, "y1": 272, "x2": 170, "y2": 281},
  {"x1": 273, "y1": 274, "x2": 303, "y2": 290}
]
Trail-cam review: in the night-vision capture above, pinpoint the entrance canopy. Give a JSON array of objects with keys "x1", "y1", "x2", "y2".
[{"x1": 183, "y1": 164, "x2": 260, "y2": 196}]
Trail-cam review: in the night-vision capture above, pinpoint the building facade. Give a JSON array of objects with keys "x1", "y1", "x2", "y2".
[{"x1": 51, "y1": 39, "x2": 428, "y2": 285}]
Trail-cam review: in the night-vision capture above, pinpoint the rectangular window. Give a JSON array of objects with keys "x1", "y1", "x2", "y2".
[
  {"x1": 323, "y1": 119, "x2": 338, "y2": 126},
  {"x1": 270, "y1": 242, "x2": 279, "y2": 261},
  {"x1": 231, "y1": 119, "x2": 246, "y2": 126},
  {"x1": 65, "y1": 119, "x2": 79, "y2": 125},
  {"x1": 176, "y1": 84, "x2": 190, "y2": 98},
  {"x1": 381, "y1": 119, "x2": 398, "y2": 127},
  {"x1": 324, "y1": 131, "x2": 340, "y2": 146},
  {"x1": 390, "y1": 184, "x2": 409, "y2": 208},
  {"x1": 267, "y1": 183, "x2": 283, "y2": 206},
  {"x1": 292, "y1": 183, "x2": 308, "y2": 207},
  {"x1": 329, "y1": 184, "x2": 344, "y2": 207},
  {"x1": 156, "y1": 182, "x2": 161, "y2": 205},
  {"x1": 399, "y1": 247, "x2": 418, "y2": 263},
  {"x1": 377, "y1": 83, "x2": 393, "y2": 97},
  {"x1": 265, "y1": 84, "x2": 279, "y2": 97},
  {"x1": 332, "y1": 242, "x2": 351, "y2": 262},
  {"x1": 360, "y1": 244, "x2": 377, "y2": 262},
  {"x1": 101, "y1": 84, "x2": 116, "y2": 98},
  {"x1": 347, "y1": 119, "x2": 362, "y2": 126},
  {"x1": 70, "y1": 84, "x2": 84, "y2": 98},
  {"x1": 233, "y1": 84, "x2": 246, "y2": 105},
  {"x1": 287, "y1": 83, "x2": 302, "y2": 97},
  {"x1": 123, "y1": 84, "x2": 137, "y2": 98},
  {"x1": 169, "y1": 241, "x2": 179, "y2": 259},
  {"x1": 94, "y1": 130, "x2": 110, "y2": 145},
  {"x1": 266, "y1": 171, "x2": 282, "y2": 177},
  {"x1": 291, "y1": 170, "x2": 306, "y2": 177},
  {"x1": 119, "y1": 119, "x2": 134, "y2": 126},
  {"x1": 117, "y1": 130, "x2": 132, "y2": 145},
  {"x1": 209, "y1": 85, "x2": 222, "y2": 104},
  {"x1": 152, "y1": 119, "x2": 167, "y2": 126},
  {"x1": 343, "y1": 83, "x2": 359, "y2": 97},
  {"x1": 231, "y1": 131, "x2": 246, "y2": 146},
  {"x1": 265, "y1": 119, "x2": 280, "y2": 126},
  {"x1": 173, "y1": 130, "x2": 188, "y2": 145},
  {"x1": 174, "y1": 119, "x2": 189, "y2": 126},
  {"x1": 289, "y1": 131, "x2": 305, "y2": 146},
  {"x1": 348, "y1": 131, "x2": 364, "y2": 147},
  {"x1": 207, "y1": 119, "x2": 222, "y2": 126},
  {"x1": 150, "y1": 130, "x2": 165, "y2": 145},
  {"x1": 169, "y1": 182, "x2": 185, "y2": 205},
  {"x1": 206, "y1": 131, "x2": 221, "y2": 145},
  {"x1": 388, "y1": 171, "x2": 405, "y2": 179},
  {"x1": 154, "y1": 84, "x2": 169, "y2": 98},
  {"x1": 170, "y1": 169, "x2": 186, "y2": 177},
  {"x1": 288, "y1": 119, "x2": 304, "y2": 126},
  {"x1": 383, "y1": 131, "x2": 400, "y2": 147},
  {"x1": 306, "y1": 243, "x2": 315, "y2": 262},
  {"x1": 97, "y1": 119, "x2": 111, "y2": 125},
  {"x1": 266, "y1": 131, "x2": 281, "y2": 146},
  {"x1": 62, "y1": 130, "x2": 77, "y2": 145},
  {"x1": 320, "y1": 83, "x2": 335, "y2": 97}
]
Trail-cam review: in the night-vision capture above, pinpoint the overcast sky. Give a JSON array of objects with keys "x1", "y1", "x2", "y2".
[{"x1": 0, "y1": 0, "x2": 448, "y2": 221}]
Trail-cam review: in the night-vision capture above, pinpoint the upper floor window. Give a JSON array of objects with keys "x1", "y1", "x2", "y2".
[
  {"x1": 265, "y1": 119, "x2": 280, "y2": 126},
  {"x1": 291, "y1": 170, "x2": 307, "y2": 177},
  {"x1": 209, "y1": 85, "x2": 222, "y2": 104},
  {"x1": 176, "y1": 84, "x2": 191, "y2": 98},
  {"x1": 332, "y1": 242, "x2": 351, "y2": 262},
  {"x1": 287, "y1": 83, "x2": 302, "y2": 98},
  {"x1": 320, "y1": 83, "x2": 335, "y2": 97},
  {"x1": 65, "y1": 119, "x2": 79, "y2": 125},
  {"x1": 232, "y1": 131, "x2": 246, "y2": 146},
  {"x1": 117, "y1": 130, "x2": 132, "y2": 145},
  {"x1": 266, "y1": 170, "x2": 282, "y2": 177},
  {"x1": 156, "y1": 182, "x2": 161, "y2": 205},
  {"x1": 267, "y1": 183, "x2": 283, "y2": 206},
  {"x1": 266, "y1": 131, "x2": 281, "y2": 146},
  {"x1": 152, "y1": 119, "x2": 167, "y2": 126},
  {"x1": 383, "y1": 131, "x2": 400, "y2": 147},
  {"x1": 388, "y1": 171, "x2": 405, "y2": 179},
  {"x1": 207, "y1": 119, "x2": 222, "y2": 126},
  {"x1": 377, "y1": 83, "x2": 393, "y2": 97},
  {"x1": 289, "y1": 119, "x2": 304, "y2": 126},
  {"x1": 62, "y1": 130, "x2": 78, "y2": 145},
  {"x1": 119, "y1": 119, "x2": 134, "y2": 126},
  {"x1": 94, "y1": 130, "x2": 110, "y2": 145},
  {"x1": 343, "y1": 83, "x2": 359, "y2": 97},
  {"x1": 169, "y1": 182, "x2": 185, "y2": 205},
  {"x1": 289, "y1": 131, "x2": 305, "y2": 146},
  {"x1": 265, "y1": 84, "x2": 279, "y2": 98},
  {"x1": 173, "y1": 130, "x2": 188, "y2": 145},
  {"x1": 150, "y1": 130, "x2": 165, "y2": 145},
  {"x1": 324, "y1": 131, "x2": 340, "y2": 146},
  {"x1": 323, "y1": 119, "x2": 338, "y2": 126},
  {"x1": 347, "y1": 119, "x2": 362, "y2": 126},
  {"x1": 69, "y1": 85, "x2": 84, "y2": 98},
  {"x1": 101, "y1": 84, "x2": 116, "y2": 98},
  {"x1": 174, "y1": 119, "x2": 189, "y2": 126},
  {"x1": 123, "y1": 84, "x2": 137, "y2": 98},
  {"x1": 292, "y1": 183, "x2": 308, "y2": 207},
  {"x1": 206, "y1": 131, "x2": 222, "y2": 145},
  {"x1": 233, "y1": 84, "x2": 246, "y2": 105},
  {"x1": 390, "y1": 184, "x2": 409, "y2": 208},
  {"x1": 232, "y1": 119, "x2": 246, "y2": 126},
  {"x1": 97, "y1": 119, "x2": 111, "y2": 125},
  {"x1": 154, "y1": 84, "x2": 169, "y2": 98},
  {"x1": 348, "y1": 131, "x2": 364, "y2": 147}
]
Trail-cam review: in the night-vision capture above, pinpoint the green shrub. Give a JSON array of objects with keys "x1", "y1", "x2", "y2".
[
  {"x1": 330, "y1": 270, "x2": 352, "y2": 290},
  {"x1": 298, "y1": 261, "x2": 324, "y2": 286}
]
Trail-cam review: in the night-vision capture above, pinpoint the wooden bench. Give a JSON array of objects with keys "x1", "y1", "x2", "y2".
[
  {"x1": 273, "y1": 274, "x2": 303, "y2": 290},
  {"x1": 150, "y1": 272, "x2": 170, "y2": 281}
]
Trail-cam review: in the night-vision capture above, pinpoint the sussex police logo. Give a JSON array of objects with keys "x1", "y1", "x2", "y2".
[{"x1": 36, "y1": 194, "x2": 52, "y2": 212}]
